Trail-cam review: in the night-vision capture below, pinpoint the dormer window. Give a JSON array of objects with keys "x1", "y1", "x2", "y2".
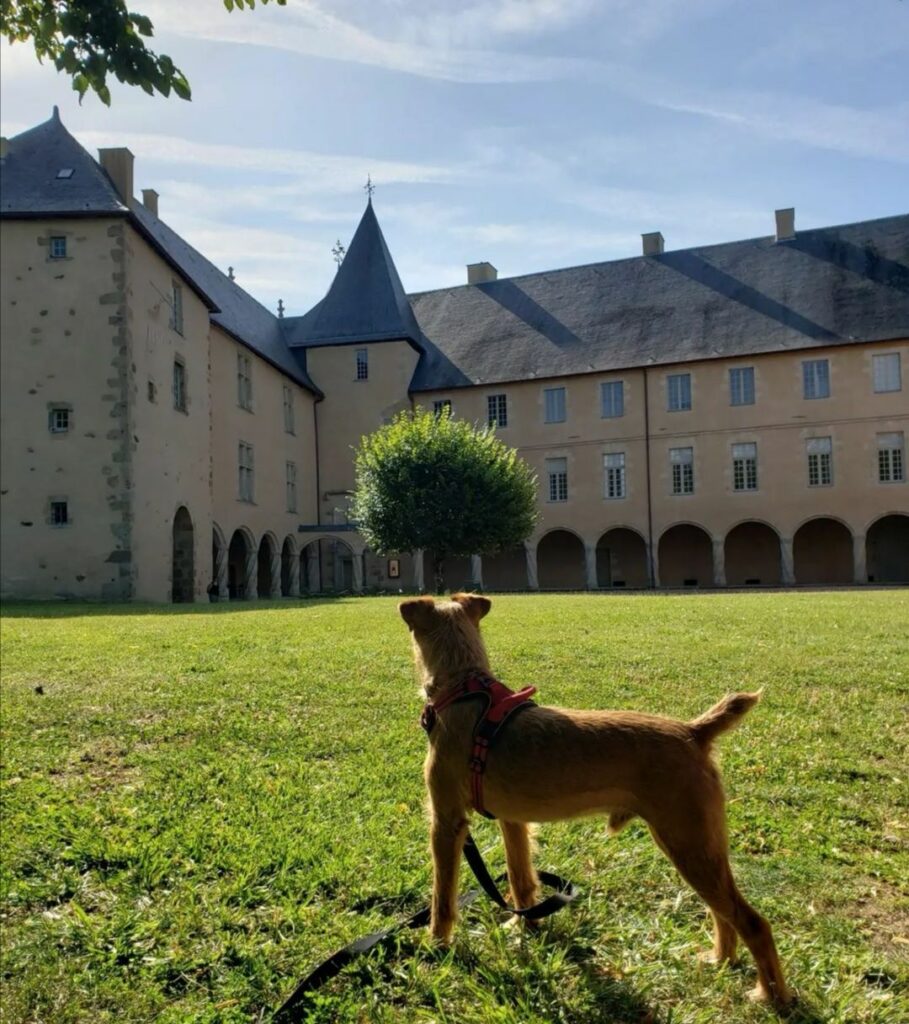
[
  {"x1": 49, "y1": 236, "x2": 67, "y2": 259},
  {"x1": 56, "y1": 168, "x2": 74, "y2": 179}
]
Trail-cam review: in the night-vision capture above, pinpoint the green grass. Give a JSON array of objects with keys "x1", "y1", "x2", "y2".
[{"x1": 1, "y1": 592, "x2": 908, "y2": 1023}]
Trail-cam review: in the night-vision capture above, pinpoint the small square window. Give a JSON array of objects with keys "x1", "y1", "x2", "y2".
[
  {"x1": 50, "y1": 500, "x2": 69, "y2": 526},
  {"x1": 729, "y1": 366, "x2": 755, "y2": 406},
  {"x1": 433, "y1": 399, "x2": 452, "y2": 418},
  {"x1": 487, "y1": 394, "x2": 507, "y2": 428},
  {"x1": 600, "y1": 380, "x2": 624, "y2": 418},
  {"x1": 873, "y1": 352, "x2": 901, "y2": 394},
  {"x1": 356, "y1": 349, "x2": 369, "y2": 381},
  {"x1": 667, "y1": 373, "x2": 692, "y2": 412},
  {"x1": 802, "y1": 359, "x2": 830, "y2": 399},
  {"x1": 49, "y1": 236, "x2": 67, "y2": 259},
  {"x1": 543, "y1": 387, "x2": 566, "y2": 424},
  {"x1": 49, "y1": 407, "x2": 70, "y2": 433}
]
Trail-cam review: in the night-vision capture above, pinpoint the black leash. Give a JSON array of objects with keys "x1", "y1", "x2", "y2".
[{"x1": 272, "y1": 832, "x2": 577, "y2": 1022}]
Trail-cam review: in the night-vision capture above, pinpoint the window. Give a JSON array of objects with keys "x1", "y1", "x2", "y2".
[
  {"x1": 543, "y1": 387, "x2": 566, "y2": 424},
  {"x1": 802, "y1": 358, "x2": 830, "y2": 399},
  {"x1": 147, "y1": 380, "x2": 157, "y2": 403},
  {"x1": 807, "y1": 437, "x2": 832, "y2": 487},
  {"x1": 173, "y1": 360, "x2": 186, "y2": 412},
  {"x1": 873, "y1": 352, "x2": 902, "y2": 393},
  {"x1": 732, "y1": 442, "x2": 758, "y2": 491},
  {"x1": 600, "y1": 380, "x2": 624, "y2": 418},
  {"x1": 356, "y1": 348, "x2": 368, "y2": 381},
  {"x1": 169, "y1": 281, "x2": 184, "y2": 335},
  {"x1": 238, "y1": 442, "x2": 255, "y2": 502},
  {"x1": 670, "y1": 447, "x2": 694, "y2": 495},
  {"x1": 604, "y1": 452, "x2": 626, "y2": 499},
  {"x1": 286, "y1": 461, "x2": 297, "y2": 512},
  {"x1": 48, "y1": 406, "x2": 70, "y2": 433},
  {"x1": 50, "y1": 500, "x2": 69, "y2": 526},
  {"x1": 729, "y1": 366, "x2": 755, "y2": 406},
  {"x1": 877, "y1": 432, "x2": 905, "y2": 483},
  {"x1": 433, "y1": 399, "x2": 452, "y2": 417},
  {"x1": 487, "y1": 394, "x2": 507, "y2": 428},
  {"x1": 237, "y1": 353, "x2": 253, "y2": 410},
  {"x1": 283, "y1": 385, "x2": 295, "y2": 434},
  {"x1": 546, "y1": 457, "x2": 568, "y2": 502},
  {"x1": 49, "y1": 236, "x2": 67, "y2": 259},
  {"x1": 667, "y1": 373, "x2": 692, "y2": 411},
  {"x1": 56, "y1": 168, "x2": 74, "y2": 179}
]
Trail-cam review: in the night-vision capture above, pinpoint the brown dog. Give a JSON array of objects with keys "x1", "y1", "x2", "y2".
[{"x1": 400, "y1": 592, "x2": 791, "y2": 1009}]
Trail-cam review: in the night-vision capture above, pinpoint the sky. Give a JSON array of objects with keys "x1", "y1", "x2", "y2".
[{"x1": 1, "y1": 0, "x2": 907, "y2": 318}]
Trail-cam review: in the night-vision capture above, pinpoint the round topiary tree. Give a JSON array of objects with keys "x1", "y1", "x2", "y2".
[{"x1": 351, "y1": 406, "x2": 538, "y2": 593}]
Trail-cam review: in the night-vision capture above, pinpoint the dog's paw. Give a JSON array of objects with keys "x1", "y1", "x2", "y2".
[
  {"x1": 748, "y1": 984, "x2": 795, "y2": 1012},
  {"x1": 697, "y1": 948, "x2": 737, "y2": 966}
]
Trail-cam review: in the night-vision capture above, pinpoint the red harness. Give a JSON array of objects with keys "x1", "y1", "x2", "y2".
[{"x1": 420, "y1": 670, "x2": 537, "y2": 819}]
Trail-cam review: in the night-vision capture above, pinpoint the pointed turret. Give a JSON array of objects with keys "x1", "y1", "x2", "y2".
[{"x1": 285, "y1": 200, "x2": 421, "y2": 348}]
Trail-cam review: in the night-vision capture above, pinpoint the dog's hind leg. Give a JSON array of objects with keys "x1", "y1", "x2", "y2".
[
  {"x1": 499, "y1": 820, "x2": 541, "y2": 918},
  {"x1": 429, "y1": 810, "x2": 469, "y2": 944}
]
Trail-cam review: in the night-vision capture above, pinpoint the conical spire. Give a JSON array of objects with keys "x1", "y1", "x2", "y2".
[{"x1": 289, "y1": 201, "x2": 421, "y2": 347}]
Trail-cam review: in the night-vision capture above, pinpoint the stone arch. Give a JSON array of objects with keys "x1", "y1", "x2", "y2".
[
  {"x1": 793, "y1": 517, "x2": 853, "y2": 585},
  {"x1": 422, "y1": 551, "x2": 473, "y2": 594},
  {"x1": 596, "y1": 526, "x2": 648, "y2": 588},
  {"x1": 171, "y1": 506, "x2": 194, "y2": 603},
  {"x1": 257, "y1": 532, "x2": 279, "y2": 598},
  {"x1": 866, "y1": 514, "x2": 909, "y2": 583},
  {"x1": 537, "y1": 528, "x2": 586, "y2": 590},
  {"x1": 724, "y1": 520, "x2": 782, "y2": 586},
  {"x1": 280, "y1": 535, "x2": 298, "y2": 596},
  {"x1": 228, "y1": 527, "x2": 255, "y2": 600},
  {"x1": 300, "y1": 536, "x2": 360, "y2": 593},
  {"x1": 211, "y1": 523, "x2": 228, "y2": 600},
  {"x1": 658, "y1": 522, "x2": 713, "y2": 588},
  {"x1": 482, "y1": 546, "x2": 529, "y2": 591}
]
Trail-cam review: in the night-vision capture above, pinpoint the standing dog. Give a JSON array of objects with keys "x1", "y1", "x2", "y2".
[{"x1": 400, "y1": 592, "x2": 792, "y2": 1009}]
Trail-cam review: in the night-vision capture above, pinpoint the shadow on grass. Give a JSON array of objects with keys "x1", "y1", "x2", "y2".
[{"x1": 0, "y1": 596, "x2": 398, "y2": 619}]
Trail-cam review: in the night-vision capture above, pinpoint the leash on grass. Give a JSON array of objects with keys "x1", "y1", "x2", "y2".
[{"x1": 272, "y1": 832, "x2": 578, "y2": 1022}]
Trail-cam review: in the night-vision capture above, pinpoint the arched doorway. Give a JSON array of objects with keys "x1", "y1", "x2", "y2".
[
  {"x1": 300, "y1": 538, "x2": 357, "y2": 593},
  {"x1": 422, "y1": 551, "x2": 473, "y2": 594},
  {"x1": 257, "y1": 534, "x2": 277, "y2": 598},
  {"x1": 537, "y1": 530, "x2": 586, "y2": 590},
  {"x1": 866, "y1": 514, "x2": 909, "y2": 583},
  {"x1": 794, "y1": 518, "x2": 852, "y2": 585},
  {"x1": 228, "y1": 529, "x2": 252, "y2": 600},
  {"x1": 725, "y1": 521, "x2": 781, "y2": 586},
  {"x1": 171, "y1": 506, "x2": 194, "y2": 603},
  {"x1": 280, "y1": 536, "x2": 297, "y2": 596},
  {"x1": 483, "y1": 546, "x2": 527, "y2": 591},
  {"x1": 658, "y1": 524, "x2": 713, "y2": 588},
  {"x1": 596, "y1": 528, "x2": 648, "y2": 588}
]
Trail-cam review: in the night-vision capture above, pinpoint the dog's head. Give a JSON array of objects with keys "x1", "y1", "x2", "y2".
[{"x1": 399, "y1": 593, "x2": 491, "y2": 688}]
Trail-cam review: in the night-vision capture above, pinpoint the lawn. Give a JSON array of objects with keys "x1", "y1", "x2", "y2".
[{"x1": 1, "y1": 592, "x2": 907, "y2": 1024}]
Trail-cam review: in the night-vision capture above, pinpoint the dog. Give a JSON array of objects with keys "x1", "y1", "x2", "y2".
[{"x1": 400, "y1": 592, "x2": 792, "y2": 1009}]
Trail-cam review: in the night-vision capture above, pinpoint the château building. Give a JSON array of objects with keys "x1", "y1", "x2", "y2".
[{"x1": 1, "y1": 109, "x2": 907, "y2": 602}]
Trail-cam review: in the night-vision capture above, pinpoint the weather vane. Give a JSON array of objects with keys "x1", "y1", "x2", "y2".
[{"x1": 364, "y1": 174, "x2": 375, "y2": 200}]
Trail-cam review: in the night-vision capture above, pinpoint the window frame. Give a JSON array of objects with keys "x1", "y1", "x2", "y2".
[
  {"x1": 543, "y1": 386, "x2": 567, "y2": 424},
  {"x1": 603, "y1": 451, "x2": 626, "y2": 500},
  {"x1": 802, "y1": 358, "x2": 830, "y2": 400},
  {"x1": 285, "y1": 460, "x2": 297, "y2": 513},
  {"x1": 433, "y1": 399, "x2": 452, "y2": 418},
  {"x1": 600, "y1": 379, "x2": 624, "y2": 419},
  {"x1": 172, "y1": 358, "x2": 187, "y2": 413},
  {"x1": 669, "y1": 446, "x2": 694, "y2": 496},
  {"x1": 49, "y1": 499, "x2": 69, "y2": 526},
  {"x1": 238, "y1": 441, "x2": 255, "y2": 502},
  {"x1": 48, "y1": 406, "x2": 71, "y2": 434},
  {"x1": 487, "y1": 393, "x2": 508, "y2": 428},
  {"x1": 877, "y1": 432, "x2": 905, "y2": 484},
  {"x1": 355, "y1": 348, "x2": 369, "y2": 381},
  {"x1": 283, "y1": 384, "x2": 295, "y2": 435},
  {"x1": 169, "y1": 280, "x2": 184, "y2": 336},
  {"x1": 732, "y1": 442, "x2": 759, "y2": 492},
  {"x1": 729, "y1": 366, "x2": 755, "y2": 406},
  {"x1": 545, "y1": 456, "x2": 568, "y2": 502},
  {"x1": 49, "y1": 235, "x2": 67, "y2": 260},
  {"x1": 872, "y1": 352, "x2": 902, "y2": 394},
  {"x1": 237, "y1": 352, "x2": 253, "y2": 411},
  {"x1": 806, "y1": 436, "x2": 833, "y2": 488},
  {"x1": 667, "y1": 372, "x2": 692, "y2": 412}
]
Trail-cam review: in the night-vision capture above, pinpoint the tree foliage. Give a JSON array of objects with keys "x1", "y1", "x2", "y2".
[
  {"x1": 0, "y1": 0, "x2": 285, "y2": 105},
  {"x1": 351, "y1": 407, "x2": 538, "y2": 592}
]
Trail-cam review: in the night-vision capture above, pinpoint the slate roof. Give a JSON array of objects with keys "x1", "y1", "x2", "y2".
[
  {"x1": 407, "y1": 214, "x2": 909, "y2": 391},
  {"x1": 283, "y1": 200, "x2": 422, "y2": 349}
]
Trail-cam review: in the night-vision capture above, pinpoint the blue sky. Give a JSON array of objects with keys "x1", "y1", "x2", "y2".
[{"x1": 2, "y1": 0, "x2": 907, "y2": 317}]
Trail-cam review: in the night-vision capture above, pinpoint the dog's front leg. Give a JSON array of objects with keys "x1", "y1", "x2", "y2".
[
  {"x1": 429, "y1": 809, "x2": 469, "y2": 944},
  {"x1": 500, "y1": 820, "x2": 541, "y2": 918}
]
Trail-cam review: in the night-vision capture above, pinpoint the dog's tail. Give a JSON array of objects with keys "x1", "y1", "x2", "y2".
[{"x1": 689, "y1": 690, "x2": 762, "y2": 749}]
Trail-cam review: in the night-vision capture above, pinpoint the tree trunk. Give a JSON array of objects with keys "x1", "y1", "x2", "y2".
[{"x1": 434, "y1": 554, "x2": 445, "y2": 595}]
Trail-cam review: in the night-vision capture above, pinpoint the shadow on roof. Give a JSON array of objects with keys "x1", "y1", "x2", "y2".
[
  {"x1": 477, "y1": 279, "x2": 585, "y2": 348},
  {"x1": 785, "y1": 234, "x2": 909, "y2": 294}
]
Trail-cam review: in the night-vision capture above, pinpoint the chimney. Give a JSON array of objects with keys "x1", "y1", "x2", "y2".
[
  {"x1": 467, "y1": 261, "x2": 497, "y2": 285},
  {"x1": 141, "y1": 188, "x2": 159, "y2": 216},
  {"x1": 775, "y1": 207, "x2": 795, "y2": 241},
  {"x1": 98, "y1": 147, "x2": 135, "y2": 204},
  {"x1": 642, "y1": 231, "x2": 664, "y2": 256},
  {"x1": 0, "y1": 137, "x2": 8, "y2": 160}
]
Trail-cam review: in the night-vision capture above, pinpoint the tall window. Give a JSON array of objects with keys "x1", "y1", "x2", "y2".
[
  {"x1": 286, "y1": 461, "x2": 297, "y2": 512},
  {"x1": 283, "y1": 385, "x2": 295, "y2": 434},
  {"x1": 487, "y1": 394, "x2": 507, "y2": 428},
  {"x1": 802, "y1": 358, "x2": 830, "y2": 399},
  {"x1": 600, "y1": 380, "x2": 624, "y2": 418},
  {"x1": 604, "y1": 452, "x2": 626, "y2": 499},
  {"x1": 50, "y1": 499, "x2": 69, "y2": 526},
  {"x1": 807, "y1": 437, "x2": 832, "y2": 487},
  {"x1": 169, "y1": 281, "x2": 184, "y2": 335},
  {"x1": 732, "y1": 442, "x2": 758, "y2": 491},
  {"x1": 49, "y1": 406, "x2": 70, "y2": 433},
  {"x1": 670, "y1": 447, "x2": 694, "y2": 495},
  {"x1": 878, "y1": 432, "x2": 905, "y2": 483},
  {"x1": 543, "y1": 386, "x2": 566, "y2": 423},
  {"x1": 433, "y1": 399, "x2": 452, "y2": 417},
  {"x1": 238, "y1": 442, "x2": 255, "y2": 502},
  {"x1": 546, "y1": 457, "x2": 568, "y2": 502},
  {"x1": 667, "y1": 373, "x2": 692, "y2": 411},
  {"x1": 873, "y1": 352, "x2": 902, "y2": 393},
  {"x1": 49, "y1": 236, "x2": 67, "y2": 259},
  {"x1": 237, "y1": 353, "x2": 253, "y2": 410},
  {"x1": 173, "y1": 359, "x2": 187, "y2": 412},
  {"x1": 356, "y1": 348, "x2": 368, "y2": 381},
  {"x1": 729, "y1": 366, "x2": 755, "y2": 406}
]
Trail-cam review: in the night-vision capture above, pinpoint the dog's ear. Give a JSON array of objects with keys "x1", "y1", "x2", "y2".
[
  {"x1": 451, "y1": 592, "x2": 492, "y2": 625},
  {"x1": 399, "y1": 596, "x2": 437, "y2": 632}
]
